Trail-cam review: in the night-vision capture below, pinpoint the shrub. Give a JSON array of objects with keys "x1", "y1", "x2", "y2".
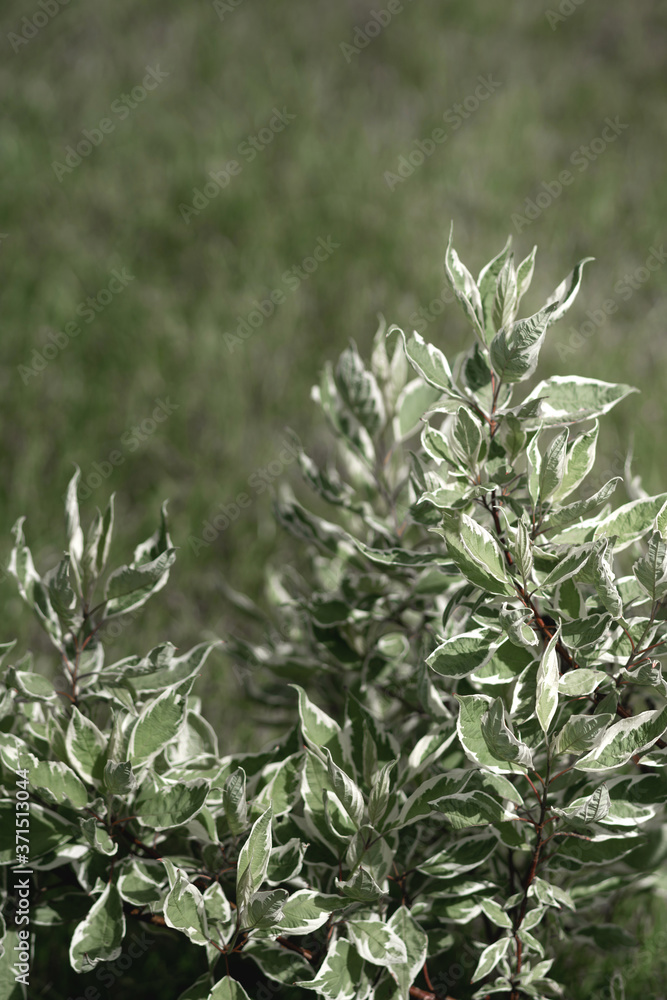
[{"x1": 2, "y1": 227, "x2": 667, "y2": 1000}]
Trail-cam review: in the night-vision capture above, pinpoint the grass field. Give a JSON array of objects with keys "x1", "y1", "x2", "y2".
[{"x1": 2, "y1": 2, "x2": 667, "y2": 994}]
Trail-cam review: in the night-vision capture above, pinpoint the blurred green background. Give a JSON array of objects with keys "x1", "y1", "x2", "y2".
[
  {"x1": 2, "y1": 2, "x2": 667, "y2": 996},
  {"x1": 2, "y1": 0, "x2": 666, "y2": 736}
]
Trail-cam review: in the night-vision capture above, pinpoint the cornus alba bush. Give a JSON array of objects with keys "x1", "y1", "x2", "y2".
[{"x1": 2, "y1": 230, "x2": 667, "y2": 1000}]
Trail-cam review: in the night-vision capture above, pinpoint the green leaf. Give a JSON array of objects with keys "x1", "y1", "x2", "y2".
[
  {"x1": 79, "y1": 816, "x2": 117, "y2": 855},
  {"x1": 479, "y1": 898, "x2": 513, "y2": 930},
  {"x1": 526, "y1": 431, "x2": 541, "y2": 506},
  {"x1": 347, "y1": 917, "x2": 407, "y2": 965},
  {"x1": 490, "y1": 307, "x2": 555, "y2": 383},
  {"x1": 134, "y1": 777, "x2": 209, "y2": 830},
  {"x1": 335, "y1": 866, "x2": 384, "y2": 902},
  {"x1": 223, "y1": 767, "x2": 248, "y2": 836},
  {"x1": 453, "y1": 406, "x2": 483, "y2": 465},
  {"x1": 515, "y1": 245, "x2": 537, "y2": 303},
  {"x1": 335, "y1": 342, "x2": 386, "y2": 436},
  {"x1": 521, "y1": 377, "x2": 638, "y2": 427},
  {"x1": 558, "y1": 668, "x2": 607, "y2": 697},
  {"x1": 266, "y1": 838, "x2": 306, "y2": 885},
  {"x1": 456, "y1": 694, "x2": 527, "y2": 773},
  {"x1": 104, "y1": 548, "x2": 176, "y2": 618},
  {"x1": 386, "y1": 906, "x2": 428, "y2": 997},
  {"x1": 128, "y1": 688, "x2": 186, "y2": 768},
  {"x1": 576, "y1": 706, "x2": 667, "y2": 772},
  {"x1": 103, "y1": 759, "x2": 137, "y2": 796},
  {"x1": 555, "y1": 784, "x2": 611, "y2": 824},
  {"x1": 290, "y1": 684, "x2": 345, "y2": 759},
  {"x1": 511, "y1": 520, "x2": 534, "y2": 583},
  {"x1": 395, "y1": 378, "x2": 442, "y2": 440},
  {"x1": 69, "y1": 882, "x2": 125, "y2": 972},
  {"x1": 499, "y1": 605, "x2": 539, "y2": 650},
  {"x1": 427, "y1": 628, "x2": 506, "y2": 678},
  {"x1": 355, "y1": 539, "x2": 447, "y2": 569},
  {"x1": 243, "y1": 939, "x2": 314, "y2": 984},
  {"x1": 368, "y1": 760, "x2": 397, "y2": 827},
  {"x1": 592, "y1": 545, "x2": 623, "y2": 618},
  {"x1": 552, "y1": 422, "x2": 599, "y2": 501},
  {"x1": 538, "y1": 544, "x2": 593, "y2": 590},
  {"x1": 81, "y1": 493, "x2": 115, "y2": 588},
  {"x1": 65, "y1": 466, "x2": 85, "y2": 566},
  {"x1": 444, "y1": 225, "x2": 485, "y2": 342},
  {"x1": 44, "y1": 553, "x2": 77, "y2": 627},
  {"x1": 539, "y1": 430, "x2": 568, "y2": 502},
  {"x1": 236, "y1": 807, "x2": 272, "y2": 912},
  {"x1": 593, "y1": 495, "x2": 667, "y2": 553},
  {"x1": 416, "y1": 834, "x2": 496, "y2": 878},
  {"x1": 440, "y1": 513, "x2": 514, "y2": 596},
  {"x1": 471, "y1": 936, "x2": 511, "y2": 983},
  {"x1": 477, "y1": 235, "x2": 513, "y2": 341},
  {"x1": 543, "y1": 257, "x2": 595, "y2": 325},
  {"x1": 207, "y1": 978, "x2": 252, "y2": 1000},
  {"x1": 481, "y1": 698, "x2": 534, "y2": 767},
  {"x1": 555, "y1": 714, "x2": 613, "y2": 755},
  {"x1": 275, "y1": 889, "x2": 347, "y2": 935},
  {"x1": 325, "y1": 750, "x2": 364, "y2": 828},
  {"x1": 246, "y1": 888, "x2": 289, "y2": 929},
  {"x1": 117, "y1": 859, "x2": 164, "y2": 906},
  {"x1": 540, "y1": 478, "x2": 620, "y2": 535},
  {"x1": 536, "y1": 628, "x2": 560, "y2": 733},
  {"x1": 66, "y1": 707, "x2": 107, "y2": 784},
  {"x1": 529, "y1": 877, "x2": 575, "y2": 910},
  {"x1": 164, "y1": 867, "x2": 209, "y2": 946},
  {"x1": 634, "y1": 530, "x2": 667, "y2": 600},
  {"x1": 294, "y1": 939, "x2": 369, "y2": 1000},
  {"x1": 492, "y1": 255, "x2": 519, "y2": 334},
  {"x1": 392, "y1": 326, "x2": 460, "y2": 395}
]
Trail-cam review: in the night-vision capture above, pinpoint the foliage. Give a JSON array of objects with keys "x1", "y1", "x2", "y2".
[{"x1": 2, "y1": 230, "x2": 667, "y2": 1000}]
